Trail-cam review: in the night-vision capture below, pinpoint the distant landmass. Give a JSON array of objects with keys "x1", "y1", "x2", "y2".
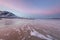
[
  {"x1": 0, "y1": 11, "x2": 18, "y2": 18},
  {"x1": 0, "y1": 11, "x2": 26, "y2": 19},
  {"x1": 0, "y1": 11, "x2": 35, "y2": 20},
  {"x1": 0, "y1": 11, "x2": 60, "y2": 19}
]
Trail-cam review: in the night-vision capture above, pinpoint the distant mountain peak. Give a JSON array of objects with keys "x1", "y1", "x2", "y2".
[
  {"x1": 0, "y1": 11, "x2": 30, "y2": 19},
  {"x1": 0, "y1": 11, "x2": 17, "y2": 18}
]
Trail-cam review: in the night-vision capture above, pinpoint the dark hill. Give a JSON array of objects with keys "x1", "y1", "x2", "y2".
[{"x1": 0, "y1": 11, "x2": 17, "y2": 18}]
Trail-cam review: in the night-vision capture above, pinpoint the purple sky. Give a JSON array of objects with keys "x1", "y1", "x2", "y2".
[{"x1": 0, "y1": 0, "x2": 60, "y2": 18}]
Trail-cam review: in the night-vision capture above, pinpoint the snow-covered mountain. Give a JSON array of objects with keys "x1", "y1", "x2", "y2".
[{"x1": 0, "y1": 11, "x2": 17, "y2": 18}]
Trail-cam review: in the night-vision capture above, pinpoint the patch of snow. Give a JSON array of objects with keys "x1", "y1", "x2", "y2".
[
  {"x1": 30, "y1": 29, "x2": 53, "y2": 40},
  {"x1": 47, "y1": 35, "x2": 58, "y2": 40},
  {"x1": 47, "y1": 35, "x2": 53, "y2": 39}
]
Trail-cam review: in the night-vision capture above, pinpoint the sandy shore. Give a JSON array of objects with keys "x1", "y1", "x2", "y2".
[{"x1": 0, "y1": 19, "x2": 60, "y2": 40}]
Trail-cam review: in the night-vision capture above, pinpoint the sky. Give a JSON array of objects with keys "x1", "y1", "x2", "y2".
[{"x1": 0, "y1": 0, "x2": 60, "y2": 18}]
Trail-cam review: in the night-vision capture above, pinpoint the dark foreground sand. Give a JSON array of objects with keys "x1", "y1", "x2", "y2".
[{"x1": 0, "y1": 19, "x2": 60, "y2": 40}]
